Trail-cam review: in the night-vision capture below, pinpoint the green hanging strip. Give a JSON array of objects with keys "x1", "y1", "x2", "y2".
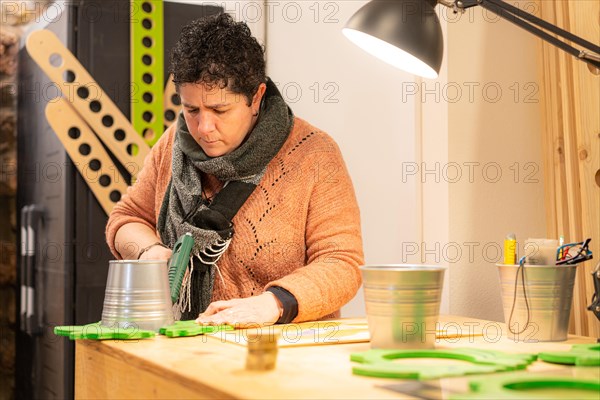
[{"x1": 131, "y1": 0, "x2": 164, "y2": 147}]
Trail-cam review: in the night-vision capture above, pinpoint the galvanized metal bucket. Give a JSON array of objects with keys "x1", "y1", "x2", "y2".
[
  {"x1": 101, "y1": 260, "x2": 173, "y2": 332},
  {"x1": 497, "y1": 264, "x2": 577, "y2": 342},
  {"x1": 361, "y1": 264, "x2": 445, "y2": 349}
]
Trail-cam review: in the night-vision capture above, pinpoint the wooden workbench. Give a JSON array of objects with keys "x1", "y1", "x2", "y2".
[{"x1": 75, "y1": 316, "x2": 598, "y2": 399}]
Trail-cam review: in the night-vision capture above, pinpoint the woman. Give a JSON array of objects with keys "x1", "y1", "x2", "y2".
[{"x1": 106, "y1": 13, "x2": 363, "y2": 326}]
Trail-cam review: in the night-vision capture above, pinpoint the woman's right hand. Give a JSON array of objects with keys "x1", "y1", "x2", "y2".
[{"x1": 139, "y1": 244, "x2": 172, "y2": 261}]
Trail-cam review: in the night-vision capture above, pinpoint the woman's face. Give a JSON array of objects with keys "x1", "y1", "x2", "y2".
[{"x1": 179, "y1": 82, "x2": 266, "y2": 157}]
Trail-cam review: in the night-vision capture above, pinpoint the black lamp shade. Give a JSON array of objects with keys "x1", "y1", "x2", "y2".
[{"x1": 343, "y1": 0, "x2": 443, "y2": 78}]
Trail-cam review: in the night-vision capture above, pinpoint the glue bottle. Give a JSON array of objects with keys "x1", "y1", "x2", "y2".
[{"x1": 504, "y1": 233, "x2": 517, "y2": 265}]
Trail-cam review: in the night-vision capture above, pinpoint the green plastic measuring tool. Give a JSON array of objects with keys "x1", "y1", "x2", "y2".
[
  {"x1": 351, "y1": 348, "x2": 536, "y2": 380},
  {"x1": 159, "y1": 320, "x2": 234, "y2": 338},
  {"x1": 538, "y1": 344, "x2": 600, "y2": 366},
  {"x1": 131, "y1": 0, "x2": 164, "y2": 146},
  {"x1": 168, "y1": 232, "x2": 195, "y2": 303},
  {"x1": 451, "y1": 372, "x2": 600, "y2": 399},
  {"x1": 54, "y1": 322, "x2": 155, "y2": 340}
]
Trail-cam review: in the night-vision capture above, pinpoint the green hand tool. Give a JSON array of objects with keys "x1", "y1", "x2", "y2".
[{"x1": 168, "y1": 232, "x2": 195, "y2": 303}]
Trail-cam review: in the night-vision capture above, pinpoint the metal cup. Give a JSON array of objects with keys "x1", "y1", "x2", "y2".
[
  {"x1": 361, "y1": 264, "x2": 445, "y2": 349},
  {"x1": 100, "y1": 260, "x2": 173, "y2": 332},
  {"x1": 497, "y1": 263, "x2": 577, "y2": 342}
]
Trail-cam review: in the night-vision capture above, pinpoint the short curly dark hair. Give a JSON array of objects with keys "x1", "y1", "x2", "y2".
[{"x1": 169, "y1": 13, "x2": 266, "y2": 105}]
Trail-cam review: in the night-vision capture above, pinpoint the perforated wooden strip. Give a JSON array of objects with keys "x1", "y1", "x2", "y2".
[
  {"x1": 163, "y1": 74, "x2": 181, "y2": 130},
  {"x1": 45, "y1": 98, "x2": 129, "y2": 216},
  {"x1": 131, "y1": 0, "x2": 165, "y2": 146},
  {"x1": 26, "y1": 29, "x2": 149, "y2": 178}
]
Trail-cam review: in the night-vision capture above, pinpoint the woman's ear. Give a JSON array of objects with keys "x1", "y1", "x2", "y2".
[{"x1": 251, "y1": 83, "x2": 267, "y2": 112}]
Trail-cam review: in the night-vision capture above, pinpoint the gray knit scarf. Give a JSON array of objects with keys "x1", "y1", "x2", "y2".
[{"x1": 157, "y1": 79, "x2": 294, "y2": 320}]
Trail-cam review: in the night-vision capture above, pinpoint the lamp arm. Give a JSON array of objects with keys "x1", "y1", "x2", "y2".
[
  {"x1": 485, "y1": 0, "x2": 599, "y2": 52},
  {"x1": 441, "y1": 0, "x2": 600, "y2": 69}
]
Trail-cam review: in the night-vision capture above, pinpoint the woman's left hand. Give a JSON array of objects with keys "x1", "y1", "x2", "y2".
[{"x1": 195, "y1": 292, "x2": 282, "y2": 327}]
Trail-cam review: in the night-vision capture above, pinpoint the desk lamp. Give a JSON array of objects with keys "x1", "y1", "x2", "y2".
[{"x1": 342, "y1": 0, "x2": 600, "y2": 79}]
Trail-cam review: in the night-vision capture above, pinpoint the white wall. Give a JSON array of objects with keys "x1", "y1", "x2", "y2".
[
  {"x1": 265, "y1": 1, "x2": 422, "y2": 317},
  {"x1": 396, "y1": 3, "x2": 547, "y2": 322},
  {"x1": 444, "y1": 3, "x2": 547, "y2": 321},
  {"x1": 420, "y1": 10, "x2": 450, "y2": 314}
]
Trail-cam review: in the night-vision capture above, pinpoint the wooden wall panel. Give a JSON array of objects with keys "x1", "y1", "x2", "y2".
[{"x1": 537, "y1": 0, "x2": 600, "y2": 337}]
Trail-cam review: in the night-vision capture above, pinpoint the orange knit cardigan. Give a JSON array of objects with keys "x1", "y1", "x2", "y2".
[{"x1": 105, "y1": 117, "x2": 364, "y2": 322}]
